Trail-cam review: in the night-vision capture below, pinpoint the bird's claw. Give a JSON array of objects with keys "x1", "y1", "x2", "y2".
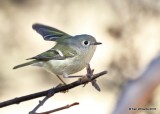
[{"x1": 56, "y1": 83, "x2": 69, "y2": 93}]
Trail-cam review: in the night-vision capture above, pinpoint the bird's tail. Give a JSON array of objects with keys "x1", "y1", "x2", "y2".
[{"x1": 13, "y1": 60, "x2": 37, "y2": 69}]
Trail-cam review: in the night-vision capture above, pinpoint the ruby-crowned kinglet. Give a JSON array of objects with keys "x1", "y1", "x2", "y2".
[{"x1": 13, "y1": 23, "x2": 102, "y2": 80}]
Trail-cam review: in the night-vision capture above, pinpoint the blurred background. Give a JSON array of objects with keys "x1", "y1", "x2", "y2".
[{"x1": 0, "y1": 0, "x2": 160, "y2": 114}]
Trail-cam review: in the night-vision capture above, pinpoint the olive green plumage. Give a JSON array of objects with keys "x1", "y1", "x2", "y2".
[{"x1": 13, "y1": 23, "x2": 101, "y2": 78}]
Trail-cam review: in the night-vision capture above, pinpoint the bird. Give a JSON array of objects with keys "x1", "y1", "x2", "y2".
[{"x1": 13, "y1": 23, "x2": 102, "y2": 83}]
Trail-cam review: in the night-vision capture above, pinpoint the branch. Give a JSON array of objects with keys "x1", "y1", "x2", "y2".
[
  {"x1": 30, "y1": 96, "x2": 49, "y2": 114},
  {"x1": 0, "y1": 70, "x2": 107, "y2": 108},
  {"x1": 86, "y1": 64, "x2": 101, "y2": 91},
  {"x1": 36, "y1": 102, "x2": 79, "y2": 114},
  {"x1": 29, "y1": 84, "x2": 67, "y2": 114}
]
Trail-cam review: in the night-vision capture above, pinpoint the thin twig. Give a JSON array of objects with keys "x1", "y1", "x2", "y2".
[
  {"x1": 36, "y1": 102, "x2": 79, "y2": 114},
  {"x1": 86, "y1": 64, "x2": 101, "y2": 91},
  {"x1": 0, "y1": 70, "x2": 107, "y2": 108},
  {"x1": 29, "y1": 85, "x2": 60, "y2": 114},
  {"x1": 29, "y1": 96, "x2": 49, "y2": 114}
]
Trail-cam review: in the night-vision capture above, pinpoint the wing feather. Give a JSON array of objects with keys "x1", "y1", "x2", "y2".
[
  {"x1": 27, "y1": 47, "x2": 76, "y2": 61},
  {"x1": 32, "y1": 23, "x2": 71, "y2": 41}
]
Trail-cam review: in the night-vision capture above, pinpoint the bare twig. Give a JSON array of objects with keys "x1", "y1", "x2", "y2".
[
  {"x1": 86, "y1": 64, "x2": 101, "y2": 91},
  {"x1": 29, "y1": 96, "x2": 49, "y2": 114},
  {"x1": 36, "y1": 102, "x2": 79, "y2": 114},
  {"x1": 29, "y1": 84, "x2": 61, "y2": 114},
  {"x1": 0, "y1": 70, "x2": 107, "y2": 108}
]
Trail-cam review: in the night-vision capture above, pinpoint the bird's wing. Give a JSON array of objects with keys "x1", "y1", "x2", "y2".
[
  {"x1": 32, "y1": 23, "x2": 71, "y2": 41},
  {"x1": 27, "y1": 47, "x2": 76, "y2": 61}
]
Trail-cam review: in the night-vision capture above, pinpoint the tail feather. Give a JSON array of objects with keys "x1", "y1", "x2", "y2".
[{"x1": 13, "y1": 60, "x2": 37, "y2": 69}]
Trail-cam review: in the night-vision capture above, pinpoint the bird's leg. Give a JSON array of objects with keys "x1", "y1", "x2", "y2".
[
  {"x1": 63, "y1": 73, "x2": 87, "y2": 87},
  {"x1": 65, "y1": 75, "x2": 84, "y2": 78},
  {"x1": 56, "y1": 75, "x2": 69, "y2": 93},
  {"x1": 63, "y1": 74, "x2": 84, "y2": 78},
  {"x1": 56, "y1": 75, "x2": 67, "y2": 85}
]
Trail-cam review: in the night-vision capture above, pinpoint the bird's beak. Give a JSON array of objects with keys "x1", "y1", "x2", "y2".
[{"x1": 91, "y1": 42, "x2": 102, "y2": 45}]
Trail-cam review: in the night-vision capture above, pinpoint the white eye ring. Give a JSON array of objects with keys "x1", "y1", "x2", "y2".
[{"x1": 82, "y1": 40, "x2": 90, "y2": 46}]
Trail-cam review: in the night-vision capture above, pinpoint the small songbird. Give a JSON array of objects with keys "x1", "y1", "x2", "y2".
[{"x1": 13, "y1": 23, "x2": 102, "y2": 83}]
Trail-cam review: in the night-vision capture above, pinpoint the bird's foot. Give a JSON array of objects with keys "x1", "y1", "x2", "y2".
[{"x1": 56, "y1": 83, "x2": 69, "y2": 93}]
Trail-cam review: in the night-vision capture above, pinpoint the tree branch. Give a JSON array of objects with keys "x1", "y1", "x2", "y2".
[
  {"x1": 36, "y1": 102, "x2": 79, "y2": 114},
  {"x1": 0, "y1": 70, "x2": 107, "y2": 108},
  {"x1": 30, "y1": 96, "x2": 49, "y2": 114}
]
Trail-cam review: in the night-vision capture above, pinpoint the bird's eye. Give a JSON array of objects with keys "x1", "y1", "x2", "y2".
[{"x1": 83, "y1": 40, "x2": 89, "y2": 45}]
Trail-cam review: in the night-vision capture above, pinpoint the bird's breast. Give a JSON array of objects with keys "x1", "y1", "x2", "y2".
[{"x1": 43, "y1": 55, "x2": 86, "y2": 75}]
